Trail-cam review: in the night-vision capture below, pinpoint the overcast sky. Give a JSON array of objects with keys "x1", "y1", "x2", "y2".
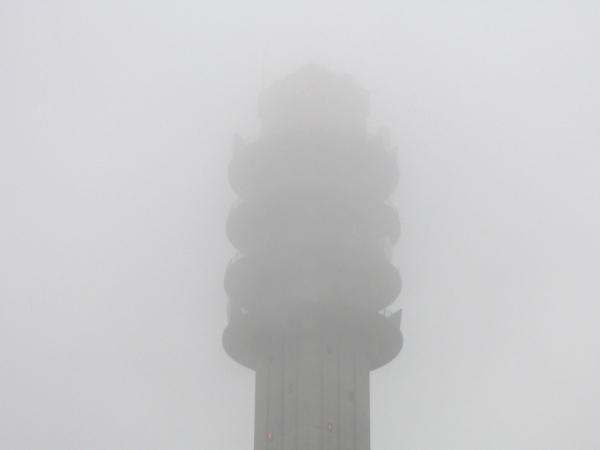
[{"x1": 1, "y1": 2, "x2": 599, "y2": 449}]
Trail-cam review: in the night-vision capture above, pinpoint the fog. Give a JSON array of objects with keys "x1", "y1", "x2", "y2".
[{"x1": 1, "y1": 2, "x2": 599, "y2": 449}]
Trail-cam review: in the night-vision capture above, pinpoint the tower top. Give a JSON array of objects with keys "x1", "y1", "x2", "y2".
[{"x1": 258, "y1": 64, "x2": 370, "y2": 137}]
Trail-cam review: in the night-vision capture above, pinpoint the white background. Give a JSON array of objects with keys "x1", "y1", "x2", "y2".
[{"x1": 1, "y1": 2, "x2": 599, "y2": 449}]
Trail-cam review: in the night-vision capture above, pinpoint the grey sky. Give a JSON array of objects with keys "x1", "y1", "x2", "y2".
[{"x1": 1, "y1": 2, "x2": 599, "y2": 449}]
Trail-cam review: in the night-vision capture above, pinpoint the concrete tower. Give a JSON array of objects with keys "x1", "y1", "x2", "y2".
[{"x1": 223, "y1": 65, "x2": 403, "y2": 450}]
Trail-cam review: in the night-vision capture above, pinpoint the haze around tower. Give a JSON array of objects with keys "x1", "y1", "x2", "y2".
[{"x1": 1, "y1": 3, "x2": 599, "y2": 449}]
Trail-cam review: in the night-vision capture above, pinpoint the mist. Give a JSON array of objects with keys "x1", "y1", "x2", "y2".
[{"x1": 1, "y1": 2, "x2": 599, "y2": 449}]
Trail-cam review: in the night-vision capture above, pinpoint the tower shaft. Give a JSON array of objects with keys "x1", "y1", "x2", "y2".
[{"x1": 254, "y1": 320, "x2": 370, "y2": 449}]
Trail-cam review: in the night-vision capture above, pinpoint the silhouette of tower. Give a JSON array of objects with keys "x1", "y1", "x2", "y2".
[{"x1": 223, "y1": 65, "x2": 402, "y2": 450}]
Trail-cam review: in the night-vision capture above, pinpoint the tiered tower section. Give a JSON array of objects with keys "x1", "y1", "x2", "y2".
[{"x1": 223, "y1": 65, "x2": 403, "y2": 450}]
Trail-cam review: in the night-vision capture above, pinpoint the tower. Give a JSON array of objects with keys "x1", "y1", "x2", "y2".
[{"x1": 223, "y1": 65, "x2": 403, "y2": 450}]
